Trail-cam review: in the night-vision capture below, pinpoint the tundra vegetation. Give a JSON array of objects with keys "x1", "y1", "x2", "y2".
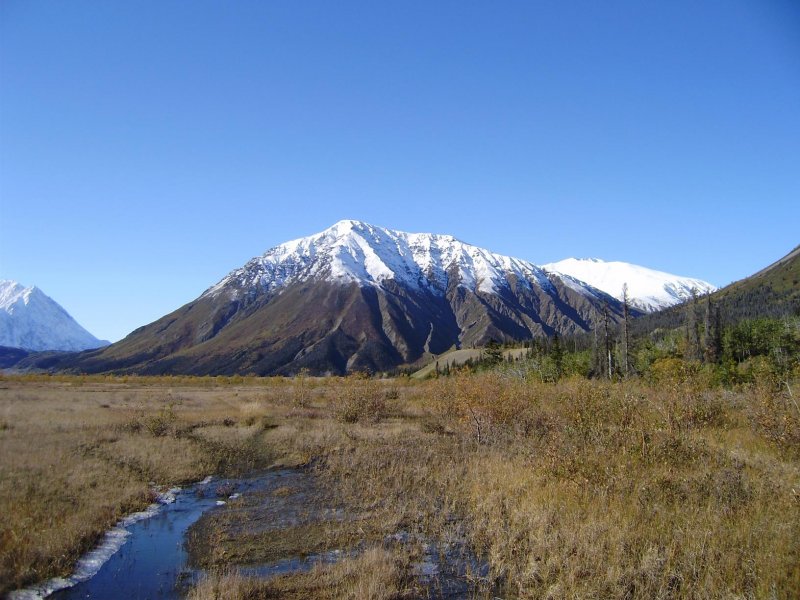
[{"x1": 0, "y1": 315, "x2": 798, "y2": 599}]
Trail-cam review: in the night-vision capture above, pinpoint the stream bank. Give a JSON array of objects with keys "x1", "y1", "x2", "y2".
[{"x1": 11, "y1": 467, "x2": 491, "y2": 599}]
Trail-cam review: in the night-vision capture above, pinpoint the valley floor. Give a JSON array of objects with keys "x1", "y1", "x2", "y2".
[{"x1": 0, "y1": 373, "x2": 798, "y2": 598}]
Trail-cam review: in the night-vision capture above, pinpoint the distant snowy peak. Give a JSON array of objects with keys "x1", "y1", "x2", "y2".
[
  {"x1": 542, "y1": 258, "x2": 716, "y2": 312},
  {"x1": 0, "y1": 280, "x2": 109, "y2": 351},
  {"x1": 205, "y1": 219, "x2": 557, "y2": 299}
]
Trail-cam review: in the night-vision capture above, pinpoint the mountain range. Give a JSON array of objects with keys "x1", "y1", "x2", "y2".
[
  {"x1": 18, "y1": 221, "x2": 715, "y2": 376},
  {"x1": 0, "y1": 280, "x2": 108, "y2": 352}
]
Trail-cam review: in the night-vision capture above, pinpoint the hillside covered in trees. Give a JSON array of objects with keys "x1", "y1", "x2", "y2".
[
  {"x1": 632, "y1": 244, "x2": 800, "y2": 333},
  {"x1": 440, "y1": 245, "x2": 800, "y2": 386}
]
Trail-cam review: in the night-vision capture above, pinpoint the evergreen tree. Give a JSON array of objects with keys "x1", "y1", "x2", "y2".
[
  {"x1": 591, "y1": 312, "x2": 603, "y2": 377},
  {"x1": 484, "y1": 339, "x2": 503, "y2": 366},
  {"x1": 550, "y1": 333, "x2": 564, "y2": 378},
  {"x1": 621, "y1": 283, "x2": 631, "y2": 376},
  {"x1": 702, "y1": 293, "x2": 720, "y2": 363},
  {"x1": 603, "y1": 302, "x2": 613, "y2": 379},
  {"x1": 686, "y1": 288, "x2": 701, "y2": 361}
]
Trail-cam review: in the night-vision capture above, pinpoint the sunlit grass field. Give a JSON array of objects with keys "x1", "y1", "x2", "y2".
[{"x1": 1, "y1": 372, "x2": 797, "y2": 598}]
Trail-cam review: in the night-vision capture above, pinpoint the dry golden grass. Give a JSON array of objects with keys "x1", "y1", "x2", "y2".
[
  {"x1": 420, "y1": 374, "x2": 800, "y2": 598},
  {"x1": 0, "y1": 378, "x2": 281, "y2": 594},
  {"x1": 293, "y1": 373, "x2": 799, "y2": 598},
  {"x1": 1, "y1": 373, "x2": 798, "y2": 598},
  {"x1": 189, "y1": 547, "x2": 412, "y2": 600}
]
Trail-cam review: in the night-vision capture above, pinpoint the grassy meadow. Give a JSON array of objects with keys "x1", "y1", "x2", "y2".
[{"x1": 0, "y1": 372, "x2": 798, "y2": 598}]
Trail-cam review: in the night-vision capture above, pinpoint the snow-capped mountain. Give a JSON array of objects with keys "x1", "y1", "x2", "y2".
[
  {"x1": 43, "y1": 221, "x2": 635, "y2": 376},
  {"x1": 204, "y1": 219, "x2": 561, "y2": 300},
  {"x1": 542, "y1": 258, "x2": 716, "y2": 313},
  {"x1": 29, "y1": 221, "x2": 716, "y2": 376},
  {"x1": 0, "y1": 280, "x2": 109, "y2": 351},
  {"x1": 207, "y1": 221, "x2": 712, "y2": 313}
]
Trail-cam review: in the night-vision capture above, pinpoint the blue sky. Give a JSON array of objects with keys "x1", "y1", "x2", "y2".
[{"x1": 1, "y1": 1, "x2": 799, "y2": 342}]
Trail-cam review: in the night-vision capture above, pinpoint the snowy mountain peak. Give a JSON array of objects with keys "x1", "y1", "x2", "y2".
[
  {"x1": 204, "y1": 222, "x2": 556, "y2": 300},
  {"x1": 204, "y1": 222, "x2": 714, "y2": 314},
  {"x1": 0, "y1": 280, "x2": 109, "y2": 351},
  {"x1": 0, "y1": 280, "x2": 36, "y2": 309},
  {"x1": 542, "y1": 258, "x2": 716, "y2": 312}
]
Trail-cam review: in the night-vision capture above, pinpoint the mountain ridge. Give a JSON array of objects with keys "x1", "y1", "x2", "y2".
[
  {"x1": 203, "y1": 220, "x2": 561, "y2": 301},
  {"x1": 10, "y1": 221, "x2": 717, "y2": 375},
  {"x1": 630, "y1": 244, "x2": 800, "y2": 335},
  {"x1": 204, "y1": 220, "x2": 713, "y2": 312},
  {"x1": 542, "y1": 257, "x2": 716, "y2": 312}
]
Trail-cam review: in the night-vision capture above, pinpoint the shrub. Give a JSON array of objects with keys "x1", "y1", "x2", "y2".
[
  {"x1": 333, "y1": 374, "x2": 390, "y2": 424},
  {"x1": 648, "y1": 358, "x2": 695, "y2": 385},
  {"x1": 142, "y1": 404, "x2": 177, "y2": 437},
  {"x1": 291, "y1": 368, "x2": 313, "y2": 407},
  {"x1": 749, "y1": 382, "x2": 800, "y2": 455},
  {"x1": 428, "y1": 371, "x2": 535, "y2": 444}
]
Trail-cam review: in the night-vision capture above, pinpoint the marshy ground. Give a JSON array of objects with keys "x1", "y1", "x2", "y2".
[{"x1": 1, "y1": 372, "x2": 798, "y2": 598}]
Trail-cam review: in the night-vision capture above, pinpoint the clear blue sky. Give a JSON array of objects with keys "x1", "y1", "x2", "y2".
[{"x1": 1, "y1": 1, "x2": 799, "y2": 342}]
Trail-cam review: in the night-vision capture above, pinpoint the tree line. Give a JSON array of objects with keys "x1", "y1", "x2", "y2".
[{"x1": 445, "y1": 289, "x2": 799, "y2": 387}]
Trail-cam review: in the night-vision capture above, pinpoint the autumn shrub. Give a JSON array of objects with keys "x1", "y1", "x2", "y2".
[
  {"x1": 648, "y1": 357, "x2": 696, "y2": 385},
  {"x1": 556, "y1": 376, "x2": 613, "y2": 443},
  {"x1": 427, "y1": 371, "x2": 536, "y2": 443},
  {"x1": 749, "y1": 381, "x2": 800, "y2": 455},
  {"x1": 332, "y1": 374, "x2": 390, "y2": 424},
  {"x1": 291, "y1": 368, "x2": 313, "y2": 407},
  {"x1": 119, "y1": 402, "x2": 179, "y2": 437},
  {"x1": 419, "y1": 414, "x2": 446, "y2": 434},
  {"x1": 648, "y1": 380, "x2": 729, "y2": 436},
  {"x1": 442, "y1": 376, "x2": 799, "y2": 598}
]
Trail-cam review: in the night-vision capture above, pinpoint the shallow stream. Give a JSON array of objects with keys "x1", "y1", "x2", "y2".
[
  {"x1": 12, "y1": 468, "x2": 490, "y2": 599},
  {"x1": 53, "y1": 473, "x2": 280, "y2": 600}
]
